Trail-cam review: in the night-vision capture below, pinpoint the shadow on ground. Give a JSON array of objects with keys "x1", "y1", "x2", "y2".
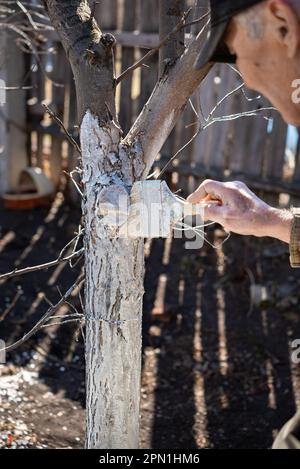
[{"x1": 0, "y1": 200, "x2": 300, "y2": 448}]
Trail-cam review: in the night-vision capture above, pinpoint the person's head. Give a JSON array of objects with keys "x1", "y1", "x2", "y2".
[
  {"x1": 195, "y1": 1, "x2": 300, "y2": 125},
  {"x1": 224, "y1": 1, "x2": 300, "y2": 125}
]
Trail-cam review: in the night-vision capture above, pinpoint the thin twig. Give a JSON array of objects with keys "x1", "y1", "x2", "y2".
[
  {"x1": 205, "y1": 83, "x2": 245, "y2": 122},
  {"x1": 58, "y1": 229, "x2": 84, "y2": 260},
  {"x1": 158, "y1": 126, "x2": 200, "y2": 178},
  {"x1": 157, "y1": 66, "x2": 275, "y2": 179},
  {"x1": 0, "y1": 273, "x2": 85, "y2": 354},
  {"x1": 41, "y1": 318, "x2": 83, "y2": 329},
  {"x1": 203, "y1": 107, "x2": 275, "y2": 128},
  {"x1": 116, "y1": 10, "x2": 209, "y2": 85},
  {"x1": 0, "y1": 286, "x2": 23, "y2": 322},
  {"x1": 16, "y1": 0, "x2": 37, "y2": 30},
  {"x1": 0, "y1": 85, "x2": 35, "y2": 91},
  {"x1": 43, "y1": 103, "x2": 82, "y2": 155},
  {"x1": 69, "y1": 226, "x2": 84, "y2": 268},
  {"x1": 0, "y1": 248, "x2": 84, "y2": 282},
  {"x1": 46, "y1": 313, "x2": 83, "y2": 320},
  {"x1": 63, "y1": 170, "x2": 83, "y2": 198}
]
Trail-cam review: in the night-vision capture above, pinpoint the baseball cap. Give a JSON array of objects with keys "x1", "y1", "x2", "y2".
[{"x1": 194, "y1": 0, "x2": 264, "y2": 70}]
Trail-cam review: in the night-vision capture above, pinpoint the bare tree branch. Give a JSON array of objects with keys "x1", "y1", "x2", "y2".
[
  {"x1": 0, "y1": 20, "x2": 63, "y2": 87},
  {"x1": 0, "y1": 248, "x2": 84, "y2": 282},
  {"x1": 0, "y1": 272, "x2": 85, "y2": 354},
  {"x1": 123, "y1": 19, "x2": 212, "y2": 177},
  {"x1": 43, "y1": 103, "x2": 82, "y2": 155},
  {"x1": 44, "y1": 0, "x2": 116, "y2": 120},
  {"x1": 157, "y1": 79, "x2": 275, "y2": 178},
  {"x1": 16, "y1": 0, "x2": 38, "y2": 30},
  {"x1": 116, "y1": 10, "x2": 210, "y2": 86},
  {"x1": 0, "y1": 286, "x2": 23, "y2": 322}
]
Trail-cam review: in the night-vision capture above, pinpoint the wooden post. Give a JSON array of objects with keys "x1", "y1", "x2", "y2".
[
  {"x1": 50, "y1": 43, "x2": 66, "y2": 187},
  {"x1": 0, "y1": 32, "x2": 8, "y2": 194},
  {"x1": 0, "y1": 32, "x2": 27, "y2": 194},
  {"x1": 138, "y1": 0, "x2": 159, "y2": 112},
  {"x1": 66, "y1": 62, "x2": 79, "y2": 203},
  {"x1": 119, "y1": 0, "x2": 136, "y2": 134}
]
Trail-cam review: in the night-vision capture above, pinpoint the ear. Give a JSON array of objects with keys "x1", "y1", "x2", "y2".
[{"x1": 266, "y1": 0, "x2": 300, "y2": 58}]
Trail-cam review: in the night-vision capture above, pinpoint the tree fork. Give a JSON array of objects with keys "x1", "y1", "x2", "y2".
[{"x1": 44, "y1": 0, "x2": 211, "y2": 449}]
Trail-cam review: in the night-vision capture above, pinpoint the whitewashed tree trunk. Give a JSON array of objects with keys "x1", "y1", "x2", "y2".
[{"x1": 80, "y1": 111, "x2": 145, "y2": 448}]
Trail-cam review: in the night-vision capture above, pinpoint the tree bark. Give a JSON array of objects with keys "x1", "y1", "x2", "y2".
[
  {"x1": 80, "y1": 111, "x2": 145, "y2": 448},
  {"x1": 44, "y1": 0, "x2": 116, "y2": 120},
  {"x1": 159, "y1": 0, "x2": 185, "y2": 77}
]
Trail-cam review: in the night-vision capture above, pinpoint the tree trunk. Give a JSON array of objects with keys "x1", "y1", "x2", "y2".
[{"x1": 80, "y1": 111, "x2": 145, "y2": 448}]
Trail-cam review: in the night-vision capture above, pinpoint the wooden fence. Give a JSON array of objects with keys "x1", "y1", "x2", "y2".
[{"x1": 21, "y1": 0, "x2": 300, "y2": 206}]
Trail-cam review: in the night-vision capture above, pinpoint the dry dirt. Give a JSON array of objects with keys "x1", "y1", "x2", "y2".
[{"x1": 0, "y1": 197, "x2": 300, "y2": 449}]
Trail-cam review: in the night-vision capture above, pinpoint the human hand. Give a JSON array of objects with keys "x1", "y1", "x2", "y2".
[{"x1": 187, "y1": 179, "x2": 293, "y2": 243}]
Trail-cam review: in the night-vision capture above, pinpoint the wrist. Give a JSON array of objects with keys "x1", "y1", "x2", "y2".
[{"x1": 262, "y1": 207, "x2": 293, "y2": 243}]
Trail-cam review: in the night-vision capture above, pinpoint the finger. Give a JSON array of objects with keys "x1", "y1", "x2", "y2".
[
  {"x1": 187, "y1": 179, "x2": 229, "y2": 204},
  {"x1": 203, "y1": 203, "x2": 226, "y2": 225},
  {"x1": 202, "y1": 194, "x2": 223, "y2": 205}
]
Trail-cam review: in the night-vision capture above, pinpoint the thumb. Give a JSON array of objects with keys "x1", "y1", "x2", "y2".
[{"x1": 187, "y1": 180, "x2": 226, "y2": 205}]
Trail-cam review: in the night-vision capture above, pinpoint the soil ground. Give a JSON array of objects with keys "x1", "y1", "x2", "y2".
[{"x1": 0, "y1": 195, "x2": 300, "y2": 449}]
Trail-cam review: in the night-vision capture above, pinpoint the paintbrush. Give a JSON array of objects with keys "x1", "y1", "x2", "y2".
[{"x1": 120, "y1": 181, "x2": 221, "y2": 239}]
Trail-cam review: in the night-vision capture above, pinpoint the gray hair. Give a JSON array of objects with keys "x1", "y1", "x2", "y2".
[
  {"x1": 235, "y1": 3, "x2": 265, "y2": 39},
  {"x1": 236, "y1": 0, "x2": 300, "y2": 40}
]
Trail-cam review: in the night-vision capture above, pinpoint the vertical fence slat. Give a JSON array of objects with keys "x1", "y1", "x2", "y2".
[
  {"x1": 95, "y1": 0, "x2": 118, "y2": 29},
  {"x1": 67, "y1": 66, "x2": 79, "y2": 202},
  {"x1": 242, "y1": 98, "x2": 270, "y2": 179},
  {"x1": 226, "y1": 88, "x2": 273, "y2": 184},
  {"x1": 33, "y1": 54, "x2": 46, "y2": 169},
  {"x1": 0, "y1": 32, "x2": 28, "y2": 193},
  {"x1": 138, "y1": 0, "x2": 159, "y2": 113},
  {"x1": 263, "y1": 115, "x2": 287, "y2": 205},
  {"x1": 50, "y1": 44, "x2": 66, "y2": 186},
  {"x1": 263, "y1": 116, "x2": 287, "y2": 180},
  {"x1": 228, "y1": 88, "x2": 261, "y2": 176},
  {"x1": 119, "y1": 0, "x2": 137, "y2": 134},
  {"x1": 205, "y1": 65, "x2": 236, "y2": 173}
]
